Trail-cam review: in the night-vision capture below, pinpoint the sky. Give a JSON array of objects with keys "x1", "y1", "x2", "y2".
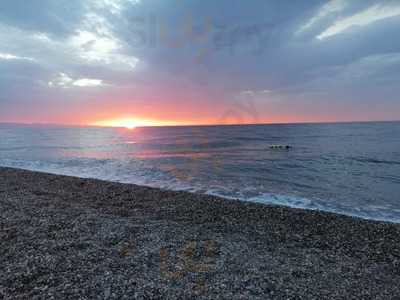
[{"x1": 0, "y1": 0, "x2": 400, "y2": 126}]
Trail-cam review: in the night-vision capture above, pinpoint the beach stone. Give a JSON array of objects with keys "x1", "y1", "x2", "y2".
[{"x1": 1, "y1": 167, "x2": 400, "y2": 299}]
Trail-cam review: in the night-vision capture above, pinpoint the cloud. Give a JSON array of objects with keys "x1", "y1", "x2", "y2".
[
  {"x1": 48, "y1": 73, "x2": 104, "y2": 88},
  {"x1": 73, "y1": 78, "x2": 104, "y2": 87},
  {"x1": 317, "y1": 3, "x2": 400, "y2": 39},
  {"x1": 298, "y1": 0, "x2": 348, "y2": 34},
  {"x1": 69, "y1": 28, "x2": 139, "y2": 70},
  {"x1": 90, "y1": 0, "x2": 140, "y2": 15},
  {"x1": 0, "y1": 0, "x2": 139, "y2": 72},
  {"x1": 0, "y1": 52, "x2": 35, "y2": 62}
]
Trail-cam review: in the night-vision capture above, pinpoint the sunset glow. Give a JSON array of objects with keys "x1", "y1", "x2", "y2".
[
  {"x1": 1, "y1": 0, "x2": 400, "y2": 126},
  {"x1": 92, "y1": 118, "x2": 179, "y2": 129}
]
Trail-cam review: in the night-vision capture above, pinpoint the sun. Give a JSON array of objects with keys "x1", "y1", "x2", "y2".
[
  {"x1": 92, "y1": 118, "x2": 165, "y2": 129},
  {"x1": 121, "y1": 120, "x2": 138, "y2": 129}
]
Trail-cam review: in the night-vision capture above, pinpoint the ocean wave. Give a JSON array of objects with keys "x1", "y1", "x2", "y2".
[
  {"x1": 243, "y1": 193, "x2": 400, "y2": 223},
  {"x1": 350, "y1": 157, "x2": 400, "y2": 166},
  {"x1": 1, "y1": 157, "x2": 400, "y2": 223}
]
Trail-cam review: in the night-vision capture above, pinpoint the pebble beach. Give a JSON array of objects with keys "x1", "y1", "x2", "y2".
[{"x1": 1, "y1": 167, "x2": 400, "y2": 299}]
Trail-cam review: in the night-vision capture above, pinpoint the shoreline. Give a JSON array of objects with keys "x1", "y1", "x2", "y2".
[
  {"x1": 1, "y1": 165, "x2": 397, "y2": 225},
  {"x1": 1, "y1": 166, "x2": 400, "y2": 298}
]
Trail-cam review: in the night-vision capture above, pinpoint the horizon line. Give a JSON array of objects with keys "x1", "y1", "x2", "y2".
[{"x1": 0, "y1": 119, "x2": 399, "y2": 129}]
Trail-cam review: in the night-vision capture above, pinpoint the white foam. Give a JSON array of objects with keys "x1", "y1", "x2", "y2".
[
  {"x1": 1, "y1": 158, "x2": 400, "y2": 223},
  {"x1": 243, "y1": 193, "x2": 400, "y2": 223}
]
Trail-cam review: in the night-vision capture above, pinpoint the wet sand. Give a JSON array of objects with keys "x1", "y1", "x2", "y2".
[{"x1": 1, "y1": 167, "x2": 400, "y2": 299}]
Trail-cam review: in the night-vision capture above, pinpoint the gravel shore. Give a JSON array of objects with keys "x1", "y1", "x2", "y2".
[{"x1": 1, "y1": 167, "x2": 400, "y2": 299}]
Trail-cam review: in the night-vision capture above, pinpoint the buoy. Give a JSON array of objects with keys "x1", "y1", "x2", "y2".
[{"x1": 270, "y1": 145, "x2": 292, "y2": 150}]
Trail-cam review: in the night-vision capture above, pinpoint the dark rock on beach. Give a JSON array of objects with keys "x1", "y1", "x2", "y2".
[{"x1": 1, "y1": 167, "x2": 400, "y2": 299}]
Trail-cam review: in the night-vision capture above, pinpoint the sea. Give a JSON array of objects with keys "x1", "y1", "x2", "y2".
[{"x1": 1, "y1": 122, "x2": 400, "y2": 222}]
